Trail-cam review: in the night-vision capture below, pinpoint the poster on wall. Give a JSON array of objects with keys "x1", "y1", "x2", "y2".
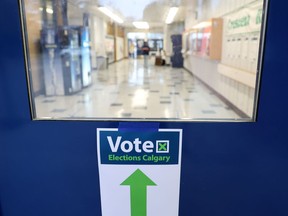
[
  {"x1": 97, "y1": 126, "x2": 183, "y2": 216},
  {"x1": 105, "y1": 36, "x2": 114, "y2": 53},
  {"x1": 202, "y1": 27, "x2": 211, "y2": 56},
  {"x1": 188, "y1": 31, "x2": 197, "y2": 54},
  {"x1": 105, "y1": 36, "x2": 115, "y2": 63},
  {"x1": 197, "y1": 30, "x2": 203, "y2": 52},
  {"x1": 116, "y1": 37, "x2": 124, "y2": 61}
]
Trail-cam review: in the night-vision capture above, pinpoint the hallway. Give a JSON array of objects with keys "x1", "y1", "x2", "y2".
[{"x1": 34, "y1": 58, "x2": 241, "y2": 120}]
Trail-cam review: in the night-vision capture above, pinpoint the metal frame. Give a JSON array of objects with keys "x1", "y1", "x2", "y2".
[{"x1": 18, "y1": 0, "x2": 269, "y2": 122}]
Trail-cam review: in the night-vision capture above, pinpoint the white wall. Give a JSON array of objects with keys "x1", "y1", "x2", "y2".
[
  {"x1": 88, "y1": 15, "x2": 108, "y2": 69},
  {"x1": 92, "y1": 16, "x2": 107, "y2": 57}
]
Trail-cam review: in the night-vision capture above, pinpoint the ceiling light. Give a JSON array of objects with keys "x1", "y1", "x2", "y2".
[
  {"x1": 78, "y1": 3, "x2": 86, "y2": 9},
  {"x1": 98, "y1": 7, "x2": 124, "y2": 24},
  {"x1": 166, "y1": 7, "x2": 179, "y2": 24},
  {"x1": 46, "y1": 8, "x2": 53, "y2": 14},
  {"x1": 133, "y1": 22, "x2": 149, "y2": 29},
  {"x1": 193, "y1": 21, "x2": 212, "y2": 29}
]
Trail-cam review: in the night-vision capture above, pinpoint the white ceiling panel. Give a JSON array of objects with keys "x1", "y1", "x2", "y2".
[{"x1": 67, "y1": 0, "x2": 197, "y2": 28}]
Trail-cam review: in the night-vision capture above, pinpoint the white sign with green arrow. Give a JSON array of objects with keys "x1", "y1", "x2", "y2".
[{"x1": 97, "y1": 128, "x2": 182, "y2": 216}]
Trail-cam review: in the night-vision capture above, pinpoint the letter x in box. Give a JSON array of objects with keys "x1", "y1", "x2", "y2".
[{"x1": 156, "y1": 140, "x2": 169, "y2": 153}]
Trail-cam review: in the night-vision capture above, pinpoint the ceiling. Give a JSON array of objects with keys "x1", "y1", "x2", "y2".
[{"x1": 67, "y1": 0, "x2": 197, "y2": 29}]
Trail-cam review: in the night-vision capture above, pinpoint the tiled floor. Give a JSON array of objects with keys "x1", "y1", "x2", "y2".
[{"x1": 34, "y1": 58, "x2": 241, "y2": 120}]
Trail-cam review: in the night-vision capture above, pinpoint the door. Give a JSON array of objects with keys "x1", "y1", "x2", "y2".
[{"x1": 0, "y1": 0, "x2": 288, "y2": 216}]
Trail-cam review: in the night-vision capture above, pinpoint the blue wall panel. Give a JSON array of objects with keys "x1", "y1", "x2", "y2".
[{"x1": 0, "y1": 0, "x2": 288, "y2": 216}]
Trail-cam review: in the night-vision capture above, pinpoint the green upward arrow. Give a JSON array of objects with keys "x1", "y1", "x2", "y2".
[{"x1": 121, "y1": 169, "x2": 157, "y2": 216}]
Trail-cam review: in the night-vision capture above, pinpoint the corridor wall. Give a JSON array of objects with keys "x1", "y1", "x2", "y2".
[{"x1": 183, "y1": 0, "x2": 264, "y2": 117}]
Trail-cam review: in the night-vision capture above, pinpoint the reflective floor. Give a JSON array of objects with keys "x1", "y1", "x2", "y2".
[{"x1": 34, "y1": 58, "x2": 241, "y2": 120}]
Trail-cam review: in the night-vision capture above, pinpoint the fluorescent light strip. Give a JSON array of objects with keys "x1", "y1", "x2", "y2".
[
  {"x1": 98, "y1": 7, "x2": 124, "y2": 24},
  {"x1": 166, "y1": 7, "x2": 179, "y2": 24},
  {"x1": 133, "y1": 22, "x2": 149, "y2": 29},
  {"x1": 193, "y1": 21, "x2": 212, "y2": 29},
  {"x1": 46, "y1": 8, "x2": 54, "y2": 14}
]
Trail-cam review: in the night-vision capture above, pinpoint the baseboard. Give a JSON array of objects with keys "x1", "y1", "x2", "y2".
[
  {"x1": 184, "y1": 67, "x2": 250, "y2": 119},
  {"x1": 33, "y1": 89, "x2": 45, "y2": 97}
]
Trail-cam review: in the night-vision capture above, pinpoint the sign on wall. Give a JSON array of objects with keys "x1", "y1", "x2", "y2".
[
  {"x1": 226, "y1": 2, "x2": 263, "y2": 35},
  {"x1": 97, "y1": 127, "x2": 182, "y2": 216}
]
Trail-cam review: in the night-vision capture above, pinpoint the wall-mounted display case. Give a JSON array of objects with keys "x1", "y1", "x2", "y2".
[{"x1": 184, "y1": 18, "x2": 223, "y2": 60}]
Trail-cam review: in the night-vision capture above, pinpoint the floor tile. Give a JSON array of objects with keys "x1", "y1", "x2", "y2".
[{"x1": 34, "y1": 58, "x2": 240, "y2": 120}]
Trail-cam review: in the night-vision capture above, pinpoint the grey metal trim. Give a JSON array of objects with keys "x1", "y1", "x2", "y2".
[
  {"x1": 18, "y1": 0, "x2": 37, "y2": 120},
  {"x1": 252, "y1": 0, "x2": 269, "y2": 122},
  {"x1": 18, "y1": 0, "x2": 269, "y2": 123}
]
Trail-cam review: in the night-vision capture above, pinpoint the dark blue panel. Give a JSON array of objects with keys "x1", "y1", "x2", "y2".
[
  {"x1": 0, "y1": 1, "x2": 288, "y2": 216},
  {"x1": 118, "y1": 122, "x2": 160, "y2": 132}
]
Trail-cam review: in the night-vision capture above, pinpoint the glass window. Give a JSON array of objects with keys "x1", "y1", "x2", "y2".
[{"x1": 20, "y1": 0, "x2": 268, "y2": 121}]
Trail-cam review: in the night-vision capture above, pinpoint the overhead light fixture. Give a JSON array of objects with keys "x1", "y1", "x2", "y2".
[
  {"x1": 133, "y1": 21, "x2": 149, "y2": 29},
  {"x1": 78, "y1": 2, "x2": 86, "y2": 9},
  {"x1": 98, "y1": 7, "x2": 124, "y2": 24},
  {"x1": 166, "y1": 7, "x2": 179, "y2": 24},
  {"x1": 193, "y1": 21, "x2": 212, "y2": 29},
  {"x1": 46, "y1": 8, "x2": 54, "y2": 14}
]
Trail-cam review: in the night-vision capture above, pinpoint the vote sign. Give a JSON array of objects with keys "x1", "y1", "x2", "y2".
[{"x1": 97, "y1": 128, "x2": 183, "y2": 216}]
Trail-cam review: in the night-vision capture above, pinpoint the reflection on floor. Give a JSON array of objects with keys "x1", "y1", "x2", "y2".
[{"x1": 35, "y1": 58, "x2": 241, "y2": 120}]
